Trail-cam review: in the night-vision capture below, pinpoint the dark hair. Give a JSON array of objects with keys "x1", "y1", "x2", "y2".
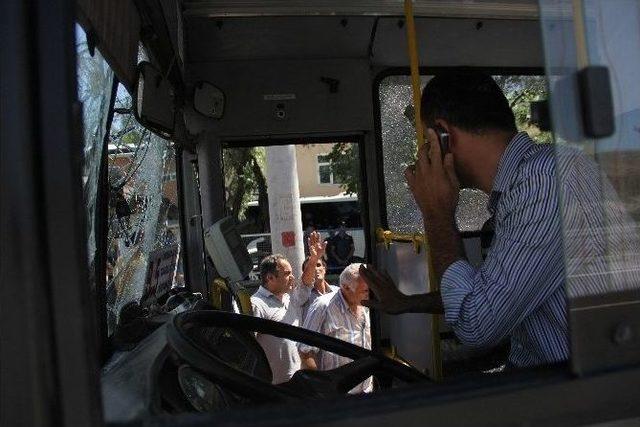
[
  {"x1": 259, "y1": 254, "x2": 287, "y2": 284},
  {"x1": 420, "y1": 68, "x2": 516, "y2": 134},
  {"x1": 302, "y1": 255, "x2": 326, "y2": 272}
]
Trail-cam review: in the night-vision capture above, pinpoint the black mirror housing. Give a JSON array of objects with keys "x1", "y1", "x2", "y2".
[{"x1": 134, "y1": 61, "x2": 175, "y2": 139}]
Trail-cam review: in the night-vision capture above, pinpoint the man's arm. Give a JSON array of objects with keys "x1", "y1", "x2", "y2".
[
  {"x1": 346, "y1": 236, "x2": 355, "y2": 262},
  {"x1": 250, "y1": 300, "x2": 266, "y2": 337},
  {"x1": 407, "y1": 130, "x2": 465, "y2": 281},
  {"x1": 440, "y1": 175, "x2": 564, "y2": 348},
  {"x1": 301, "y1": 231, "x2": 326, "y2": 287},
  {"x1": 328, "y1": 244, "x2": 342, "y2": 265},
  {"x1": 361, "y1": 129, "x2": 462, "y2": 314},
  {"x1": 360, "y1": 266, "x2": 444, "y2": 314}
]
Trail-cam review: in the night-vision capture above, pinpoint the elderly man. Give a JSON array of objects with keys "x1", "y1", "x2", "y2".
[
  {"x1": 251, "y1": 232, "x2": 325, "y2": 384},
  {"x1": 298, "y1": 263, "x2": 372, "y2": 393}
]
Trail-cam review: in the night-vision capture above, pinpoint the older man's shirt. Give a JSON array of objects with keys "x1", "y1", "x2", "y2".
[
  {"x1": 251, "y1": 284, "x2": 311, "y2": 384},
  {"x1": 301, "y1": 283, "x2": 340, "y2": 321},
  {"x1": 441, "y1": 132, "x2": 640, "y2": 367},
  {"x1": 298, "y1": 290, "x2": 372, "y2": 393}
]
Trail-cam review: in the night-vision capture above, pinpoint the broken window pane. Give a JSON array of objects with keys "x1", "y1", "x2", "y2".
[
  {"x1": 105, "y1": 84, "x2": 183, "y2": 334},
  {"x1": 76, "y1": 24, "x2": 114, "y2": 278},
  {"x1": 378, "y1": 74, "x2": 549, "y2": 234}
]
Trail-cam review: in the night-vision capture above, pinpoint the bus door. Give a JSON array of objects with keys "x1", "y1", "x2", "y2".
[
  {"x1": 538, "y1": 0, "x2": 640, "y2": 374},
  {"x1": 222, "y1": 138, "x2": 370, "y2": 293}
]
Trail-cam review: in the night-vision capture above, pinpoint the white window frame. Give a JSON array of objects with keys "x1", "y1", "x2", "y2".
[{"x1": 317, "y1": 153, "x2": 335, "y2": 185}]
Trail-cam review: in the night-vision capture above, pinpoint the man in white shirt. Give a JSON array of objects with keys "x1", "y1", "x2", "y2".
[
  {"x1": 298, "y1": 263, "x2": 372, "y2": 393},
  {"x1": 250, "y1": 232, "x2": 326, "y2": 384}
]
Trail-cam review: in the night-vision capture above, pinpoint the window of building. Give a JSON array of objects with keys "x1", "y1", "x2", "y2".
[{"x1": 317, "y1": 154, "x2": 343, "y2": 184}]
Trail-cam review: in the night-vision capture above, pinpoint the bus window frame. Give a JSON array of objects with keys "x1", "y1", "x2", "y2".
[
  {"x1": 95, "y1": 78, "x2": 119, "y2": 363},
  {"x1": 103, "y1": 84, "x2": 187, "y2": 346},
  {"x1": 220, "y1": 134, "x2": 373, "y2": 263},
  {"x1": 372, "y1": 66, "x2": 546, "y2": 239}
]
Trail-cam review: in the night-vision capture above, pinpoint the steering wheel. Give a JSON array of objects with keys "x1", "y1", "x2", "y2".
[{"x1": 167, "y1": 310, "x2": 429, "y2": 403}]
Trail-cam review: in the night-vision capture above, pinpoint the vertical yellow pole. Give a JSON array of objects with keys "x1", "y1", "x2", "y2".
[
  {"x1": 571, "y1": 0, "x2": 589, "y2": 69},
  {"x1": 405, "y1": 0, "x2": 425, "y2": 148},
  {"x1": 404, "y1": 0, "x2": 442, "y2": 381}
]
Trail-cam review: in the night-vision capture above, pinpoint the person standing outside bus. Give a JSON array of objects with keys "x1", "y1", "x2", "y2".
[
  {"x1": 300, "y1": 254, "x2": 339, "y2": 321},
  {"x1": 329, "y1": 221, "x2": 355, "y2": 271},
  {"x1": 298, "y1": 263, "x2": 372, "y2": 393},
  {"x1": 250, "y1": 232, "x2": 326, "y2": 383}
]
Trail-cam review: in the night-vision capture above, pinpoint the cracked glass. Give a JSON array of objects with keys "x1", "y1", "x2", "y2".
[{"x1": 378, "y1": 73, "x2": 550, "y2": 234}]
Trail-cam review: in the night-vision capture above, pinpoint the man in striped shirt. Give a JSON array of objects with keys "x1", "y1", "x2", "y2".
[
  {"x1": 298, "y1": 263, "x2": 373, "y2": 393},
  {"x1": 300, "y1": 255, "x2": 340, "y2": 321},
  {"x1": 361, "y1": 69, "x2": 579, "y2": 368}
]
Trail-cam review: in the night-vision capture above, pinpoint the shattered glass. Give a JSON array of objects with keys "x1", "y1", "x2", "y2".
[
  {"x1": 105, "y1": 84, "x2": 183, "y2": 334},
  {"x1": 378, "y1": 74, "x2": 549, "y2": 233},
  {"x1": 378, "y1": 75, "x2": 490, "y2": 233},
  {"x1": 76, "y1": 24, "x2": 114, "y2": 275}
]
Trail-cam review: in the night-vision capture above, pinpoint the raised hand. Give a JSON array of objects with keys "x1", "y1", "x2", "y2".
[
  {"x1": 359, "y1": 265, "x2": 412, "y2": 314},
  {"x1": 308, "y1": 231, "x2": 327, "y2": 260}
]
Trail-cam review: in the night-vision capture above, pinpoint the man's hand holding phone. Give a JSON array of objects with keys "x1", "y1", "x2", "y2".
[{"x1": 404, "y1": 127, "x2": 460, "y2": 222}]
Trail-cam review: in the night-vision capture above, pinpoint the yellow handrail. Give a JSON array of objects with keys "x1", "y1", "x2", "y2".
[
  {"x1": 403, "y1": 0, "x2": 443, "y2": 381},
  {"x1": 404, "y1": 0, "x2": 425, "y2": 147},
  {"x1": 375, "y1": 227, "x2": 424, "y2": 253}
]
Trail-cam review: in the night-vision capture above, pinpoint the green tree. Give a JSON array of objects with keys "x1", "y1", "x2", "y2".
[
  {"x1": 223, "y1": 147, "x2": 269, "y2": 232},
  {"x1": 494, "y1": 75, "x2": 551, "y2": 143},
  {"x1": 327, "y1": 143, "x2": 360, "y2": 195}
]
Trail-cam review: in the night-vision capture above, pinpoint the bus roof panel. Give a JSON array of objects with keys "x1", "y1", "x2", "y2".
[{"x1": 182, "y1": 1, "x2": 540, "y2": 19}]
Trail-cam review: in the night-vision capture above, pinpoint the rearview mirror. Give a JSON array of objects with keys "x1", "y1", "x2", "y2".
[
  {"x1": 134, "y1": 61, "x2": 175, "y2": 139},
  {"x1": 193, "y1": 81, "x2": 225, "y2": 119}
]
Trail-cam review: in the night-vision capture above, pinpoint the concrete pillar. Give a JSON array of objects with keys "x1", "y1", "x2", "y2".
[{"x1": 265, "y1": 145, "x2": 305, "y2": 277}]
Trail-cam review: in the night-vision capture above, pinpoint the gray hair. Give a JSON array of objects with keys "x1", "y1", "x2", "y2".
[{"x1": 339, "y1": 263, "x2": 362, "y2": 291}]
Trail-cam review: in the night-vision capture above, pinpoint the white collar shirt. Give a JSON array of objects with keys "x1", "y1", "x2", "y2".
[
  {"x1": 298, "y1": 290, "x2": 372, "y2": 393},
  {"x1": 250, "y1": 283, "x2": 311, "y2": 384}
]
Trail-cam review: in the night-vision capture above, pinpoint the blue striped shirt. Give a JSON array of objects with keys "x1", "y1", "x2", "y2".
[{"x1": 442, "y1": 132, "x2": 569, "y2": 367}]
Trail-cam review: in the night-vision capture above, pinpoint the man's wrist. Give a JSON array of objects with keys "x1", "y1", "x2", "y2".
[{"x1": 424, "y1": 215, "x2": 464, "y2": 282}]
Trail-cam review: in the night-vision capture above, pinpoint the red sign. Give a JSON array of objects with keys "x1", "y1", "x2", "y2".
[{"x1": 281, "y1": 231, "x2": 296, "y2": 247}]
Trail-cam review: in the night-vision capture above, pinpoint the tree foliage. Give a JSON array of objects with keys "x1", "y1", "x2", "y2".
[
  {"x1": 327, "y1": 143, "x2": 360, "y2": 195},
  {"x1": 494, "y1": 75, "x2": 551, "y2": 143},
  {"x1": 224, "y1": 147, "x2": 269, "y2": 231}
]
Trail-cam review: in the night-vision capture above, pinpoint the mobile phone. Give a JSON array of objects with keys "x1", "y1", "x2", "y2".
[{"x1": 433, "y1": 124, "x2": 450, "y2": 158}]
